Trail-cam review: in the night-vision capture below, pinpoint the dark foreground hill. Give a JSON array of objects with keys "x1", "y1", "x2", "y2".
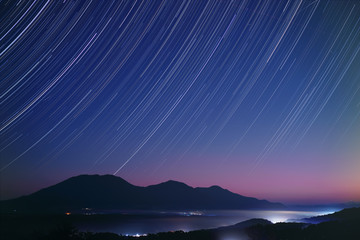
[
  {"x1": 1, "y1": 207, "x2": 359, "y2": 240},
  {"x1": 245, "y1": 207, "x2": 360, "y2": 240},
  {"x1": 301, "y1": 206, "x2": 360, "y2": 223},
  {"x1": 0, "y1": 174, "x2": 284, "y2": 214}
]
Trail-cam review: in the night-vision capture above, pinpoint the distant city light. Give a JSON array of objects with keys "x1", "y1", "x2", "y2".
[{"x1": 125, "y1": 233, "x2": 147, "y2": 237}]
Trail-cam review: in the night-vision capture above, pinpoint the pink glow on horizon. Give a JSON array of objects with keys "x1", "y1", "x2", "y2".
[{"x1": 125, "y1": 153, "x2": 360, "y2": 204}]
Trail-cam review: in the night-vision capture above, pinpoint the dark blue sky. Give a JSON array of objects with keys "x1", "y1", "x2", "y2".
[{"x1": 1, "y1": 0, "x2": 359, "y2": 203}]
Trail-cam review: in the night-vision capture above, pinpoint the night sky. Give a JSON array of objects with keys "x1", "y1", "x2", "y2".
[{"x1": 1, "y1": 0, "x2": 360, "y2": 204}]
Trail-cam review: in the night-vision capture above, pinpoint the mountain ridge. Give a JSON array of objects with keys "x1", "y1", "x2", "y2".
[{"x1": 0, "y1": 174, "x2": 285, "y2": 214}]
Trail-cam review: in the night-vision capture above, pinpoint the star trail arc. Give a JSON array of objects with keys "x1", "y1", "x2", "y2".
[{"x1": 0, "y1": 0, "x2": 359, "y2": 203}]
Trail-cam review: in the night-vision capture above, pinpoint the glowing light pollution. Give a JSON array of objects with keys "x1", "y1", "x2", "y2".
[{"x1": 0, "y1": 0, "x2": 359, "y2": 203}]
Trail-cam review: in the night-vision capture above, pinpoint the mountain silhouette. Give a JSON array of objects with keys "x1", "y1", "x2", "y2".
[{"x1": 0, "y1": 174, "x2": 284, "y2": 213}]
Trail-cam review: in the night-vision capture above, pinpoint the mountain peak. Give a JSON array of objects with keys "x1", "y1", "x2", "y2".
[
  {"x1": 67, "y1": 174, "x2": 131, "y2": 184},
  {"x1": 209, "y1": 185, "x2": 224, "y2": 190},
  {"x1": 148, "y1": 180, "x2": 192, "y2": 190},
  {"x1": 164, "y1": 180, "x2": 190, "y2": 186}
]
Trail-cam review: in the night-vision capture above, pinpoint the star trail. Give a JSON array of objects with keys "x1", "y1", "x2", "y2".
[{"x1": 1, "y1": 0, "x2": 359, "y2": 203}]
